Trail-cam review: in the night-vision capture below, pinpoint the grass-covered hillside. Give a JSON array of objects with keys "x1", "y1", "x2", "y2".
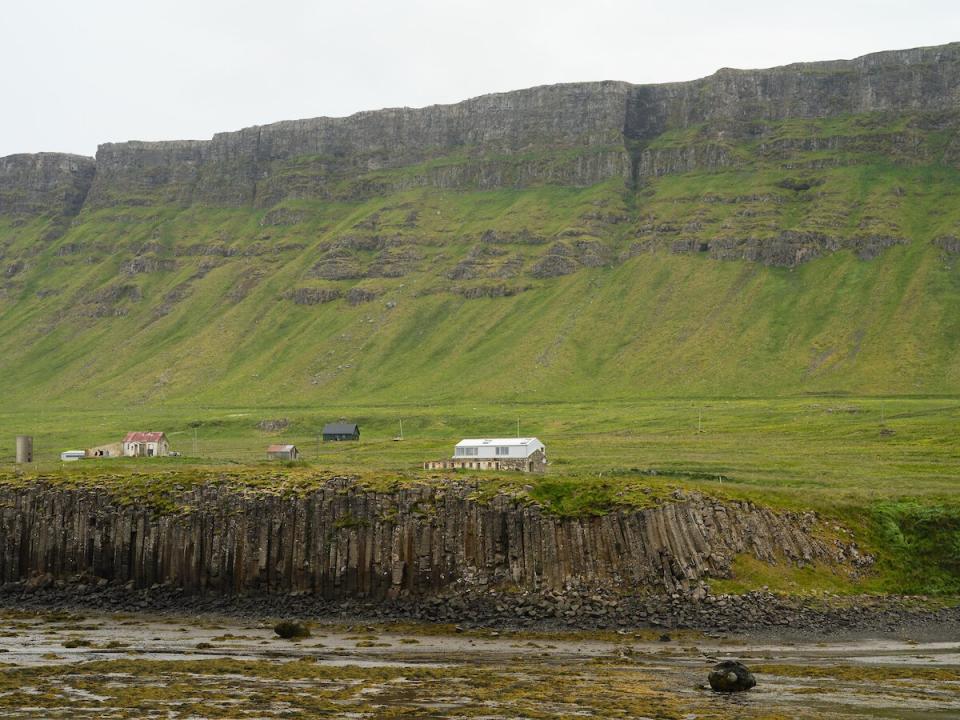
[{"x1": 1, "y1": 107, "x2": 960, "y2": 408}]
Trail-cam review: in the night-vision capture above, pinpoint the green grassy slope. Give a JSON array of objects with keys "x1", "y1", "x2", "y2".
[
  {"x1": 0, "y1": 187, "x2": 957, "y2": 407},
  {"x1": 1, "y1": 110, "x2": 960, "y2": 408}
]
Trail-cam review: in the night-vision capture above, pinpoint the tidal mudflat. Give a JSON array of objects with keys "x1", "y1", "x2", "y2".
[{"x1": 0, "y1": 610, "x2": 957, "y2": 718}]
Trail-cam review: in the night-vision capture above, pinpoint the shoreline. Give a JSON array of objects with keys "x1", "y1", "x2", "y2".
[{"x1": 3, "y1": 579, "x2": 957, "y2": 643}]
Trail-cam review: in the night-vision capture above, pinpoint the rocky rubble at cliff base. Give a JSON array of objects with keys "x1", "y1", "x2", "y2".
[{"x1": 2, "y1": 578, "x2": 954, "y2": 638}]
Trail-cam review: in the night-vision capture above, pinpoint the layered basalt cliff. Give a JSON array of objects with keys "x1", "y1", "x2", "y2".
[
  {"x1": 88, "y1": 43, "x2": 960, "y2": 205},
  {"x1": 85, "y1": 82, "x2": 634, "y2": 208},
  {"x1": 4, "y1": 42, "x2": 956, "y2": 215},
  {"x1": 0, "y1": 479, "x2": 866, "y2": 599},
  {"x1": 625, "y1": 42, "x2": 960, "y2": 141},
  {"x1": 0, "y1": 153, "x2": 95, "y2": 218}
]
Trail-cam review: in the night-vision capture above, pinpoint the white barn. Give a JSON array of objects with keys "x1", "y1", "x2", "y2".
[
  {"x1": 454, "y1": 438, "x2": 545, "y2": 460},
  {"x1": 425, "y1": 437, "x2": 547, "y2": 473}
]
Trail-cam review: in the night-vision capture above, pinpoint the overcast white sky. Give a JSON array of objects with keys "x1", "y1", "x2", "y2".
[{"x1": 2, "y1": 0, "x2": 957, "y2": 157}]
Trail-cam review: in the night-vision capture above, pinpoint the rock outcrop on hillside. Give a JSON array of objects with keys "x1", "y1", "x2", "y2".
[{"x1": 0, "y1": 479, "x2": 868, "y2": 599}]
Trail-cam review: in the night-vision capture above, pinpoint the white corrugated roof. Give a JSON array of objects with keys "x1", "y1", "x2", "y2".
[{"x1": 456, "y1": 438, "x2": 540, "y2": 447}]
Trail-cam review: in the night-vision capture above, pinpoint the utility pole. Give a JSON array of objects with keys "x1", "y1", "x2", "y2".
[
  {"x1": 517, "y1": 418, "x2": 520, "y2": 438},
  {"x1": 698, "y1": 407, "x2": 703, "y2": 434},
  {"x1": 193, "y1": 427, "x2": 198, "y2": 456}
]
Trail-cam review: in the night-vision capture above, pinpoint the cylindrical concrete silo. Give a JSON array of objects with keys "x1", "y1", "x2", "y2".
[{"x1": 15, "y1": 435, "x2": 33, "y2": 463}]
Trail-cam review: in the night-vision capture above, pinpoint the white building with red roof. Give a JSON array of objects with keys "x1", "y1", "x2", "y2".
[{"x1": 122, "y1": 431, "x2": 170, "y2": 458}]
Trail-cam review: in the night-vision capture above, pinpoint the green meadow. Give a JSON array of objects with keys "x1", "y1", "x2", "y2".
[{"x1": 2, "y1": 397, "x2": 957, "y2": 502}]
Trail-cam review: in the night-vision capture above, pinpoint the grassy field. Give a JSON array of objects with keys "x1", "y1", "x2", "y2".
[{"x1": 3, "y1": 396, "x2": 956, "y2": 499}]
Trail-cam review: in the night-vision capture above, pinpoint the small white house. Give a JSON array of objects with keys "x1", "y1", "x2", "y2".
[
  {"x1": 60, "y1": 450, "x2": 85, "y2": 462},
  {"x1": 122, "y1": 432, "x2": 170, "y2": 458},
  {"x1": 454, "y1": 438, "x2": 545, "y2": 460}
]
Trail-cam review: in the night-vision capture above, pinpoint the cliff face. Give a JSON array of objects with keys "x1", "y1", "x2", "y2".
[
  {"x1": 86, "y1": 82, "x2": 634, "y2": 207},
  {"x1": 0, "y1": 153, "x2": 95, "y2": 218},
  {"x1": 626, "y1": 43, "x2": 960, "y2": 143},
  {"x1": 41, "y1": 42, "x2": 958, "y2": 209},
  {"x1": 0, "y1": 480, "x2": 863, "y2": 598}
]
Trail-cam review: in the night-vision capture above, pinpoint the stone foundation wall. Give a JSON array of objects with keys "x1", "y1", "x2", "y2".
[{"x1": 424, "y1": 449, "x2": 546, "y2": 473}]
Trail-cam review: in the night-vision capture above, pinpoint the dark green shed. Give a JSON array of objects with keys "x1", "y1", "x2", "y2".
[{"x1": 322, "y1": 422, "x2": 360, "y2": 441}]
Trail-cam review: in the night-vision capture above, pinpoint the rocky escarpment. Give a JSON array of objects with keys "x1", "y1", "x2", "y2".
[
  {"x1": 0, "y1": 479, "x2": 867, "y2": 600},
  {"x1": 36, "y1": 41, "x2": 959, "y2": 210},
  {"x1": 0, "y1": 43, "x2": 955, "y2": 277},
  {"x1": 629, "y1": 229, "x2": 908, "y2": 266},
  {"x1": 0, "y1": 153, "x2": 95, "y2": 218},
  {"x1": 624, "y1": 43, "x2": 960, "y2": 145},
  {"x1": 85, "y1": 82, "x2": 633, "y2": 208}
]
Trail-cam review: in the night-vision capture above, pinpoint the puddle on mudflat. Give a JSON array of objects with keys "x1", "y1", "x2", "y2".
[{"x1": 0, "y1": 610, "x2": 957, "y2": 718}]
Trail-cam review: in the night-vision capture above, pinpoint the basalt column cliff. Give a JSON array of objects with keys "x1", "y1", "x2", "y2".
[{"x1": 0, "y1": 479, "x2": 867, "y2": 598}]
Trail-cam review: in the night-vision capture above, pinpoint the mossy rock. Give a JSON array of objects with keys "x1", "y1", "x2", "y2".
[
  {"x1": 708, "y1": 660, "x2": 756, "y2": 692},
  {"x1": 274, "y1": 620, "x2": 311, "y2": 640}
]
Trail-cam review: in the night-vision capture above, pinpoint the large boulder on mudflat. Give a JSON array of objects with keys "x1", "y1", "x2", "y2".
[
  {"x1": 708, "y1": 660, "x2": 756, "y2": 692},
  {"x1": 273, "y1": 620, "x2": 310, "y2": 639}
]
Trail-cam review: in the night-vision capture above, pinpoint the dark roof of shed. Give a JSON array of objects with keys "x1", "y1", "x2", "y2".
[{"x1": 323, "y1": 422, "x2": 359, "y2": 434}]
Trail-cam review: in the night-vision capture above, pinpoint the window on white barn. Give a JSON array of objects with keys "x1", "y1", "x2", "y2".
[{"x1": 496, "y1": 446, "x2": 509, "y2": 456}]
